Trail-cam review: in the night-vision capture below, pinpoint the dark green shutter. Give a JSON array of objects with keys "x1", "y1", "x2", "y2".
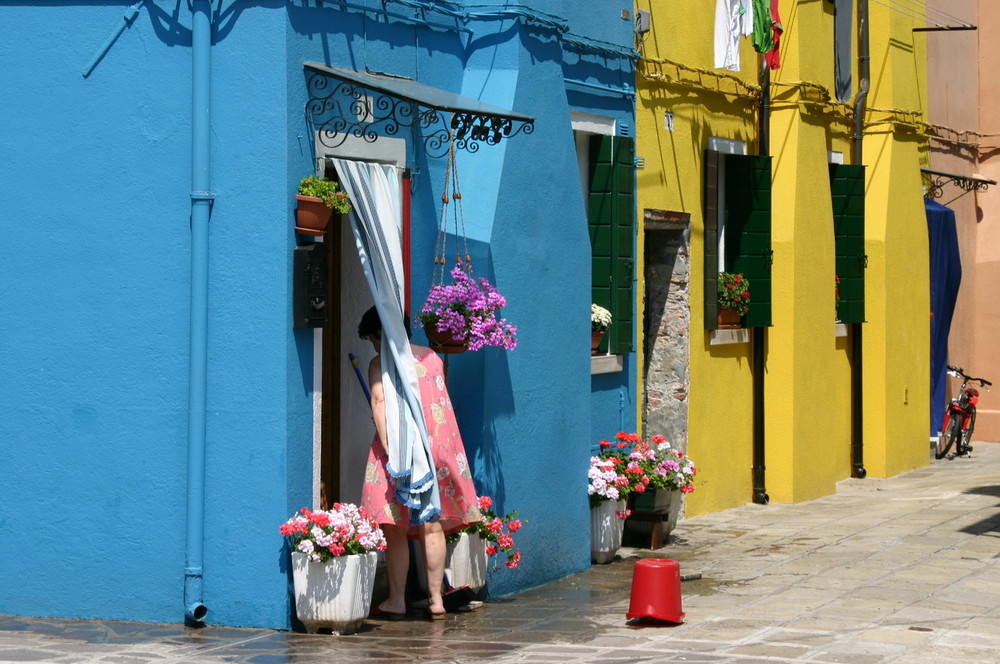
[
  {"x1": 704, "y1": 150, "x2": 721, "y2": 329},
  {"x1": 723, "y1": 153, "x2": 773, "y2": 328},
  {"x1": 830, "y1": 164, "x2": 866, "y2": 323},
  {"x1": 589, "y1": 135, "x2": 635, "y2": 353}
]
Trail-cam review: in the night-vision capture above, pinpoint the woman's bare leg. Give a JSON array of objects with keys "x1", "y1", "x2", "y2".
[
  {"x1": 378, "y1": 524, "x2": 409, "y2": 614},
  {"x1": 421, "y1": 521, "x2": 446, "y2": 615}
]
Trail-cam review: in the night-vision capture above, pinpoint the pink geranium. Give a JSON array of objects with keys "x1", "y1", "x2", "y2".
[
  {"x1": 448, "y1": 493, "x2": 524, "y2": 571},
  {"x1": 279, "y1": 503, "x2": 387, "y2": 563}
]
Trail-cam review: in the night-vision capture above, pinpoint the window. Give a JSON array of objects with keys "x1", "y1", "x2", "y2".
[
  {"x1": 829, "y1": 163, "x2": 866, "y2": 323},
  {"x1": 704, "y1": 148, "x2": 773, "y2": 329}
]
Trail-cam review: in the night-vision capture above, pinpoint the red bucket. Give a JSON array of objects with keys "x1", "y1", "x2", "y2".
[{"x1": 626, "y1": 558, "x2": 685, "y2": 623}]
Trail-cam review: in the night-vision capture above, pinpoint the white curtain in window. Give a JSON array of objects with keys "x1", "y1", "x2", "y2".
[{"x1": 332, "y1": 158, "x2": 440, "y2": 524}]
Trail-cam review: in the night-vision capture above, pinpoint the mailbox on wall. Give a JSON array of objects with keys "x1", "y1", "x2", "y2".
[{"x1": 293, "y1": 244, "x2": 328, "y2": 328}]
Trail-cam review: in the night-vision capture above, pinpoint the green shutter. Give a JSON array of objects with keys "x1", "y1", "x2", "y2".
[
  {"x1": 589, "y1": 135, "x2": 635, "y2": 353},
  {"x1": 724, "y1": 154, "x2": 773, "y2": 328},
  {"x1": 830, "y1": 164, "x2": 866, "y2": 323},
  {"x1": 704, "y1": 150, "x2": 721, "y2": 329}
]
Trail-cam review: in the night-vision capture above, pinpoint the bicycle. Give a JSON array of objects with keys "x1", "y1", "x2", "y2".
[{"x1": 936, "y1": 365, "x2": 991, "y2": 460}]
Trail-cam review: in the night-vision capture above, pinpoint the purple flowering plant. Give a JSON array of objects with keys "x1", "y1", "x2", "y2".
[{"x1": 418, "y1": 261, "x2": 518, "y2": 351}]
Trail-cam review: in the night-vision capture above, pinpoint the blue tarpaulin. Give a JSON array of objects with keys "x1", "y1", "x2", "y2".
[{"x1": 926, "y1": 198, "x2": 962, "y2": 436}]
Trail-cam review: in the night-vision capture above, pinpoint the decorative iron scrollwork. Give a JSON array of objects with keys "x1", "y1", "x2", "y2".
[
  {"x1": 922, "y1": 168, "x2": 995, "y2": 200},
  {"x1": 305, "y1": 70, "x2": 533, "y2": 157}
]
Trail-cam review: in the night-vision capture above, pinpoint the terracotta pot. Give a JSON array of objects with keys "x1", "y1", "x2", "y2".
[
  {"x1": 591, "y1": 330, "x2": 606, "y2": 355},
  {"x1": 425, "y1": 326, "x2": 469, "y2": 354},
  {"x1": 717, "y1": 307, "x2": 743, "y2": 329},
  {"x1": 294, "y1": 195, "x2": 335, "y2": 236}
]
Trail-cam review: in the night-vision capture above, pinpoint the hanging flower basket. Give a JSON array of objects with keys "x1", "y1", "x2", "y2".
[
  {"x1": 425, "y1": 325, "x2": 470, "y2": 354},
  {"x1": 419, "y1": 135, "x2": 517, "y2": 352}
]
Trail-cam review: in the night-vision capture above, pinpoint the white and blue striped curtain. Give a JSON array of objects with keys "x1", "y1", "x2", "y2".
[{"x1": 332, "y1": 158, "x2": 441, "y2": 525}]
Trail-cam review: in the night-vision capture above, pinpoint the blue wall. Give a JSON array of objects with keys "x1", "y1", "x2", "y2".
[{"x1": 0, "y1": 0, "x2": 634, "y2": 628}]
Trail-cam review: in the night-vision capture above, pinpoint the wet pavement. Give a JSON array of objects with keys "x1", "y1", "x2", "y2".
[{"x1": 3, "y1": 442, "x2": 1000, "y2": 663}]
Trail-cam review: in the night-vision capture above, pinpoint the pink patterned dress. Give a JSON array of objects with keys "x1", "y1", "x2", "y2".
[{"x1": 361, "y1": 346, "x2": 482, "y2": 533}]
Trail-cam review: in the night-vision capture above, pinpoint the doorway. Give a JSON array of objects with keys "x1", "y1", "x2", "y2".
[
  {"x1": 312, "y1": 140, "x2": 407, "y2": 508},
  {"x1": 642, "y1": 212, "x2": 691, "y2": 449}
]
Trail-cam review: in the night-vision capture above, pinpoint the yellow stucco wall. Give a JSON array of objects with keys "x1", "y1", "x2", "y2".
[
  {"x1": 636, "y1": 1, "x2": 930, "y2": 515},
  {"x1": 861, "y1": 5, "x2": 931, "y2": 476}
]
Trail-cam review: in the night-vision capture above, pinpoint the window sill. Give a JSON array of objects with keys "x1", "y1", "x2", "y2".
[
  {"x1": 835, "y1": 322, "x2": 847, "y2": 337},
  {"x1": 591, "y1": 354, "x2": 623, "y2": 374},
  {"x1": 710, "y1": 328, "x2": 750, "y2": 345}
]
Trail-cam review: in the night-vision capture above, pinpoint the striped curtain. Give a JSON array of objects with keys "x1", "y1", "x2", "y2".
[{"x1": 332, "y1": 158, "x2": 440, "y2": 525}]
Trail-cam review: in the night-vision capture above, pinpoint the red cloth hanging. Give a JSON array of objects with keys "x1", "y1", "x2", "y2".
[{"x1": 765, "y1": 0, "x2": 783, "y2": 70}]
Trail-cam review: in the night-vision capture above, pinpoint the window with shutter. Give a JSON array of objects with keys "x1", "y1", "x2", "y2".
[
  {"x1": 704, "y1": 150, "x2": 773, "y2": 329},
  {"x1": 829, "y1": 164, "x2": 866, "y2": 323},
  {"x1": 588, "y1": 135, "x2": 635, "y2": 354}
]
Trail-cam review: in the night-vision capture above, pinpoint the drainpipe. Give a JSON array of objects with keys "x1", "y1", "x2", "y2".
[
  {"x1": 849, "y1": 0, "x2": 869, "y2": 479},
  {"x1": 752, "y1": 59, "x2": 771, "y2": 505},
  {"x1": 185, "y1": 0, "x2": 213, "y2": 626}
]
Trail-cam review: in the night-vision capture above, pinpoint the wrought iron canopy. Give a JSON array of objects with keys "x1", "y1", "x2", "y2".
[
  {"x1": 921, "y1": 168, "x2": 997, "y2": 199},
  {"x1": 304, "y1": 63, "x2": 534, "y2": 158}
]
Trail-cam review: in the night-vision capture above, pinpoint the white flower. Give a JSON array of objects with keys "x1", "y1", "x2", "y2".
[{"x1": 591, "y1": 303, "x2": 613, "y2": 331}]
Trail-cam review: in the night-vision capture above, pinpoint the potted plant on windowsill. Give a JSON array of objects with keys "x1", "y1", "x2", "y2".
[
  {"x1": 591, "y1": 303, "x2": 612, "y2": 355},
  {"x1": 717, "y1": 272, "x2": 750, "y2": 328},
  {"x1": 417, "y1": 260, "x2": 518, "y2": 353},
  {"x1": 279, "y1": 504, "x2": 386, "y2": 634},
  {"x1": 294, "y1": 175, "x2": 352, "y2": 236}
]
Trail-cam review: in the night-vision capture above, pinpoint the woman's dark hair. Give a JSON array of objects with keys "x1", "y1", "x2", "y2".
[{"x1": 358, "y1": 305, "x2": 411, "y2": 340}]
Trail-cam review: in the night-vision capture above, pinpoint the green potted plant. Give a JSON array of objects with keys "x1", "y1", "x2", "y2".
[
  {"x1": 294, "y1": 175, "x2": 352, "y2": 236},
  {"x1": 591, "y1": 303, "x2": 612, "y2": 355},
  {"x1": 717, "y1": 272, "x2": 750, "y2": 328}
]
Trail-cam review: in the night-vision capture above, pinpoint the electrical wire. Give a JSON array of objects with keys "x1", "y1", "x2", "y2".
[{"x1": 870, "y1": 0, "x2": 973, "y2": 29}]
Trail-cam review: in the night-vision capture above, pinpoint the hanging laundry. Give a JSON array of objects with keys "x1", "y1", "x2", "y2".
[
  {"x1": 752, "y1": 0, "x2": 773, "y2": 54},
  {"x1": 834, "y1": 0, "x2": 853, "y2": 101},
  {"x1": 764, "y1": 0, "x2": 783, "y2": 70},
  {"x1": 715, "y1": 0, "x2": 755, "y2": 72}
]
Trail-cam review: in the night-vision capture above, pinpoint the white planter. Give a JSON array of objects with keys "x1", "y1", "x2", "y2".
[
  {"x1": 590, "y1": 499, "x2": 626, "y2": 564},
  {"x1": 291, "y1": 551, "x2": 377, "y2": 634},
  {"x1": 446, "y1": 532, "x2": 488, "y2": 592},
  {"x1": 416, "y1": 532, "x2": 488, "y2": 593}
]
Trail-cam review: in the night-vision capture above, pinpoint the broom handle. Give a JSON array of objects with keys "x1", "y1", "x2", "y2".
[{"x1": 348, "y1": 353, "x2": 371, "y2": 403}]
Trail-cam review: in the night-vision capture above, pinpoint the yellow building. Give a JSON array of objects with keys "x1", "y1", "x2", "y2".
[{"x1": 635, "y1": 1, "x2": 931, "y2": 517}]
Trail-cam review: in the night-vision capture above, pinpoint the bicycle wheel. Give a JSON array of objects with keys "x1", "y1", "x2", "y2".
[
  {"x1": 959, "y1": 408, "x2": 976, "y2": 455},
  {"x1": 937, "y1": 412, "x2": 962, "y2": 459}
]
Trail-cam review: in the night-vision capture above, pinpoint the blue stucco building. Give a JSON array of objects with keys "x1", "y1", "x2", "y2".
[{"x1": 0, "y1": 0, "x2": 637, "y2": 628}]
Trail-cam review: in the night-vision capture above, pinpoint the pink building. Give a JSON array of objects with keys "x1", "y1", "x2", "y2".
[{"x1": 926, "y1": 0, "x2": 1000, "y2": 441}]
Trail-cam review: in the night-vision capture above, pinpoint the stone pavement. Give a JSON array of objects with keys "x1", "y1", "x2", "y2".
[{"x1": 3, "y1": 443, "x2": 1000, "y2": 664}]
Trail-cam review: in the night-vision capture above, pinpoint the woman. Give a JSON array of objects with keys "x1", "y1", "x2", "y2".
[{"x1": 358, "y1": 306, "x2": 481, "y2": 620}]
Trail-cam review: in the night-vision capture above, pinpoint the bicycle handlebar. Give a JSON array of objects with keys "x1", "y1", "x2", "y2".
[{"x1": 946, "y1": 365, "x2": 992, "y2": 388}]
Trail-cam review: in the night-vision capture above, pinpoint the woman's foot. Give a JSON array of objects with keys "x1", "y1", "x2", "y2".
[
  {"x1": 371, "y1": 600, "x2": 406, "y2": 620},
  {"x1": 425, "y1": 600, "x2": 446, "y2": 620}
]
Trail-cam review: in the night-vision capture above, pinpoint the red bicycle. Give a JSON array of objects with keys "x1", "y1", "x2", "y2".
[{"x1": 937, "y1": 365, "x2": 991, "y2": 460}]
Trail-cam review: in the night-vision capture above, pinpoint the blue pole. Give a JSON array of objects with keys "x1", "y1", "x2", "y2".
[
  {"x1": 81, "y1": 0, "x2": 146, "y2": 78},
  {"x1": 185, "y1": 0, "x2": 213, "y2": 626}
]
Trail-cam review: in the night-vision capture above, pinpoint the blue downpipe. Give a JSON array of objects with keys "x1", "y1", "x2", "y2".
[{"x1": 185, "y1": 0, "x2": 212, "y2": 626}]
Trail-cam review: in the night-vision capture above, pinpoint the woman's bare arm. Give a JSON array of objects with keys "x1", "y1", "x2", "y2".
[{"x1": 368, "y1": 356, "x2": 390, "y2": 458}]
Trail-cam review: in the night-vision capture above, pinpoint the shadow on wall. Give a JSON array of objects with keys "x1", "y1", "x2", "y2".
[{"x1": 409, "y1": 235, "x2": 517, "y2": 511}]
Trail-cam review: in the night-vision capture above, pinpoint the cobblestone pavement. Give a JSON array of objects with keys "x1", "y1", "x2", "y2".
[{"x1": 3, "y1": 443, "x2": 1000, "y2": 663}]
